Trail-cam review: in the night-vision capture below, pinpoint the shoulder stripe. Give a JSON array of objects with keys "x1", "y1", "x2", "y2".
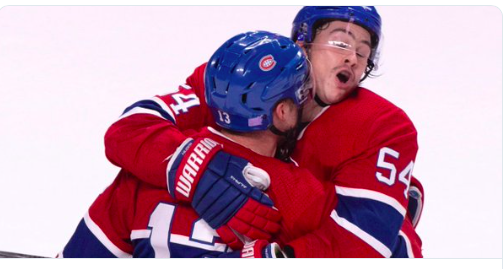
[
  {"x1": 119, "y1": 99, "x2": 176, "y2": 124},
  {"x1": 84, "y1": 212, "x2": 132, "y2": 258},
  {"x1": 330, "y1": 210, "x2": 392, "y2": 257},
  {"x1": 335, "y1": 186, "x2": 407, "y2": 216},
  {"x1": 151, "y1": 96, "x2": 176, "y2": 123},
  {"x1": 180, "y1": 84, "x2": 192, "y2": 90},
  {"x1": 117, "y1": 106, "x2": 165, "y2": 122}
]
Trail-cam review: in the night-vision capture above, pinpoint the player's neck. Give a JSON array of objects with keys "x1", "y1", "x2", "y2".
[
  {"x1": 221, "y1": 130, "x2": 278, "y2": 158},
  {"x1": 302, "y1": 98, "x2": 324, "y2": 122}
]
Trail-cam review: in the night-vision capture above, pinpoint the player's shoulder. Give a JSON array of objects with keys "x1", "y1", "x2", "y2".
[
  {"x1": 356, "y1": 88, "x2": 417, "y2": 133},
  {"x1": 185, "y1": 62, "x2": 208, "y2": 88},
  {"x1": 342, "y1": 87, "x2": 406, "y2": 116},
  {"x1": 298, "y1": 87, "x2": 417, "y2": 152},
  {"x1": 323, "y1": 87, "x2": 415, "y2": 129},
  {"x1": 195, "y1": 62, "x2": 207, "y2": 73},
  {"x1": 196, "y1": 127, "x2": 291, "y2": 168}
]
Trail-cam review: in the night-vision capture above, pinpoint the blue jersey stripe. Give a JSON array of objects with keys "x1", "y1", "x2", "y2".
[
  {"x1": 336, "y1": 194, "x2": 404, "y2": 251},
  {"x1": 132, "y1": 238, "x2": 238, "y2": 258},
  {"x1": 170, "y1": 242, "x2": 239, "y2": 258},
  {"x1": 62, "y1": 219, "x2": 117, "y2": 258},
  {"x1": 132, "y1": 238, "x2": 155, "y2": 258},
  {"x1": 122, "y1": 99, "x2": 175, "y2": 124},
  {"x1": 391, "y1": 236, "x2": 409, "y2": 258}
]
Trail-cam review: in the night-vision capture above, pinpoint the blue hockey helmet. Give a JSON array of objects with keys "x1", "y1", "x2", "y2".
[
  {"x1": 205, "y1": 31, "x2": 311, "y2": 132},
  {"x1": 291, "y1": 6, "x2": 382, "y2": 64}
]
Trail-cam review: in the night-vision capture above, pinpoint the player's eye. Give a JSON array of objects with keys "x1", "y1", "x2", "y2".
[{"x1": 356, "y1": 48, "x2": 371, "y2": 59}]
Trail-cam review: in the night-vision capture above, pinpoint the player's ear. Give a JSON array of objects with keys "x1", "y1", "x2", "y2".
[
  {"x1": 272, "y1": 100, "x2": 297, "y2": 130},
  {"x1": 273, "y1": 100, "x2": 288, "y2": 121}
]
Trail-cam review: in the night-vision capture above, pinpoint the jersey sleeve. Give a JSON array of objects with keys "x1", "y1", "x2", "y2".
[
  {"x1": 59, "y1": 170, "x2": 137, "y2": 258},
  {"x1": 323, "y1": 108, "x2": 418, "y2": 257},
  {"x1": 104, "y1": 63, "x2": 214, "y2": 188},
  {"x1": 289, "y1": 104, "x2": 422, "y2": 258},
  {"x1": 285, "y1": 207, "x2": 422, "y2": 258},
  {"x1": 270, "y1": 165, "x2": 337, "y2": 245}
]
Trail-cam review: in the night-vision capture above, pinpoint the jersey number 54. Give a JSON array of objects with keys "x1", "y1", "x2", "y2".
[{"x1": 375, "y1": 147, "x2": 415, "y2": 199}]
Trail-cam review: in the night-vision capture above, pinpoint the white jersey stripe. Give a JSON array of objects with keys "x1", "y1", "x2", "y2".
[
  {"x1": 116, "y1": 106, "x2": 166, "y2": 123},
  {"x1": 330, "y1": 210, "x2": 392, "y2": 257},
  {"x1": 335, "y1": 186, "x2": 407, "y2": 217},
  {"x1": 180, "y1": 84, "x2": 191, "y2": 90},
  {"x1": 84, "y1": 212, "x2": 132, "y2": 258},
  {"x1": 399, "y1": 230, "x2": 415, "y2": 258},
  {"x1": 170, "y1": 234, "x2": 230, "y2": 253},
  {"x1": 131, "y1": 229, "x2": 152, "y2": 240},
  {"x1": 151, "y1": 96, "x2": 176, "y2": 124}
]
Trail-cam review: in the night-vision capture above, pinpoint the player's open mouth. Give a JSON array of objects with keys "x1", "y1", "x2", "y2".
[{"x1": 336, "y1": 71, "x2": 351, "y2": 84}]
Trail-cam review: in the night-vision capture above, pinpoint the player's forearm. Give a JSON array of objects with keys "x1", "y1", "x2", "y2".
[{"x1": 104, "y1": 114, "x2": 187, "y2": 188}]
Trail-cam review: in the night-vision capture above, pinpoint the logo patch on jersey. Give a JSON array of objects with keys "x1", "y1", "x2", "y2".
[{"x1": 259, "y1": 55, "x2": 276, "y2": 71}]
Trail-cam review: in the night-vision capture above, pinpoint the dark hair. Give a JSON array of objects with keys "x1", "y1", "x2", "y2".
[{"x1": 310, "y1": 19, "x2": 335, "y2": 41}]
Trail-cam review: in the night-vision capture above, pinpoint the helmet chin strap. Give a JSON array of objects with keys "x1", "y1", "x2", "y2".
[
  {"x1": 314, "y1": 94, "x2": 329, "y2": 107},
  {"x1": 269, "y1": 124, "x2": 288, "y2": 137},
  {"x1": 360, "y1": 60, "x2": 375, "y2": 82},
  {"x1": 269, "y1": 107, "x2": 305, "y2": 162}
]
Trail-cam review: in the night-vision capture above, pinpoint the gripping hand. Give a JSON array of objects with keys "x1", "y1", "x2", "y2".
[{"x1": 167, "y1": 137, "x2": 281, "y2": 240}]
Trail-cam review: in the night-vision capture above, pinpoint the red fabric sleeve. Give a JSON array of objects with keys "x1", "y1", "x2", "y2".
[
  {"x1": 104, "y1": 63, "x2": 214, "y2": 188},
  {"x1": 288, "y1": 89, "x2": 422, "y2": 257}
]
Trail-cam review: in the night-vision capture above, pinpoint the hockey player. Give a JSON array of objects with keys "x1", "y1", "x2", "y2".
[
  {"x1": 60, "y1": 31, "x2": 336, "y2": 258},
  {"x1": 103, "y1": 7, "x2": 424, "y2": 257},
  {"x1": 276, "y1": 6, "x2": 424, "y2": 257}
]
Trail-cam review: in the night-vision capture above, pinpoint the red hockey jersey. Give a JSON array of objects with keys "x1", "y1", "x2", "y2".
[
  {"x1": 103, "y1": 63, "x2": 424, "y2": 258},
  {"x1": 61, "y1": 128, "x2": 335, "y2": 257},
  {"x1": 288, "y1": 88, "x2": 423, "y2": 257}
]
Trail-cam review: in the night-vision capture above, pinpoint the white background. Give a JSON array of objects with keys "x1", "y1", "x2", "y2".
[{"x1": 0, "y1": 6, "x2": 501, "y2": 259}]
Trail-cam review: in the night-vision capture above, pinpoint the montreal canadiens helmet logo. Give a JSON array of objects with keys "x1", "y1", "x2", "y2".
[{"x1": 259, "y1": 55, "x2": 276, "y2": 71}]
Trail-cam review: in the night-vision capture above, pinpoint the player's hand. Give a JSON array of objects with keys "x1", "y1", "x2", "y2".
[
  {"x1": 241, "y1": 240, "x2": 287, "y2": 258},
  {"x1": 167, "y1": 137, "x2": 281, "y2": 240},
  {"x1": 216, "y1": 225, "x2": 244, "y2": 250}
]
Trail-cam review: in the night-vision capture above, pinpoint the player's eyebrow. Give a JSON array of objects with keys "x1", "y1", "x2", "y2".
[{"x1": 329, "y1": 28, "x2": 372, "y2": 48}]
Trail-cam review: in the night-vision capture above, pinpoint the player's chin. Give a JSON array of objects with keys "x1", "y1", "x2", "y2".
[{"x1": 325, "y1": 88, "x2": 350, "y2": 104}]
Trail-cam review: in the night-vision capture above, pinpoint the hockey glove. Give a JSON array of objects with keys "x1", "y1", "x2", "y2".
[
  {"x1": 167, "y1": 137, "x2": 281, "y2": 240},
  {"x1": 216, "y1": 225, "x2": 245, "y2": 250},
  {"x1": 241, "y1": 240, "x2": 287, "y2": 258}
]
